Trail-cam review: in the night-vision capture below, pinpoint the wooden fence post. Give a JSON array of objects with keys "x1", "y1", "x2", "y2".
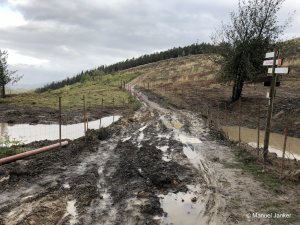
[
  {"x1": 59, "y1": 97, "x2": 62, "y2": 148},
  {"x1": 123, "y1": 98, "x2": 124, "y2": 115},
  {"x1": 280, "y1": 121, "x2": 289, "y2": 181},
  {"x1": 113, "y1": 98, "x2": 115, "y2": 123},
  {"x1": 210, "y1": 100, "x2": 212, "y2": 126},
  {"x1": 257, "y1": 101, "x2": 260, "y2": 159},
  {"x1": 83, "y1": 95, "x2": 86, "y2": 141},
  {"x1": 225, "y1": 103, "x2": 228, "y2": 138},
  {"x1": 87, "y1": 112, "x2": 89, "y2": 130},
  {"x1": 239, "y1": 97, "x2": 241, "y2": 150},
  {"x1": 218, "y1": 101, "x2": 220, "y2": 130},
  {"x1": 206, "y1": 98, "x2": 208, "y2": 118},
  {"x1": 99, "y1": 98, "x2": 103, "y2": 129}
]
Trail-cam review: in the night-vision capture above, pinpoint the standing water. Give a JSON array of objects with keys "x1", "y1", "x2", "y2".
[
  {"x1": 222, "y1": 126, "x2": 300, "y2": 160},
  {"x1": 0, "y1": 116, "x2": 121, "y2": 144}
]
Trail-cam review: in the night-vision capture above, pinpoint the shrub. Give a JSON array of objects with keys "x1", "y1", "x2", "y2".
[
  {"x1": 80, "y1": 74, "x2": 91, "y2": 83},
  {"x1": 0, "y1": 135, "x2": 26, "y2": 158},
  {"x1": 133, "y1": 100, "x2": 142, "y2": 111},
  {"x1": 34, "y1": 88, "x2": 41, "y2": 93}
]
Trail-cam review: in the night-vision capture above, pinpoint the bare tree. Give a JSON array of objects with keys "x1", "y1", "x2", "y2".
[
  {"x1": 211, "y1": 0, "x2": 295, "y2": 102},
  {"x1": 0, "y1": 50, "x2": 23, "y2": 98}
]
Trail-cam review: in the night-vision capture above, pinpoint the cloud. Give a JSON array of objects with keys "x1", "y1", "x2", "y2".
[{"x1": 0, "y1": 0, "x2": 299, "y2": 85}]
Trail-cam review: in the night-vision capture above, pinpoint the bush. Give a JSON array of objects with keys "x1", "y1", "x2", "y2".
[
  {"x1": 48, "y1": 89, "x2": 52, "y2": 93},
  {"x1": 80, "y1": 74, "x2": 90, "y2": 83},
  {"x1": 34, "y1": 88, "x2": 41, "y2": 93},
  {"x1": 133, "y1": 100, "x2": 142, "y2": 111},
  {"x1": 0, "y1": 135, "x2": 26, "y2": 158},
  {"x1": 70, "y1": 86, "x2": 74, "y2": 90}
]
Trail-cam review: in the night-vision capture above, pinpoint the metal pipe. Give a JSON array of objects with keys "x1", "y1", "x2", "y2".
[{"x1": 0, "y1": 141, "x2": 68, "y2": 164}]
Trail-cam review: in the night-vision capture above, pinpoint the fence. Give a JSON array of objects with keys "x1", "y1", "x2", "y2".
[
  {"x1": 0, "y1": 84, "x2": 139, "y2": 161},
  {"x1": 138, "y1": 82, "x2": 300, "y2": 180}
]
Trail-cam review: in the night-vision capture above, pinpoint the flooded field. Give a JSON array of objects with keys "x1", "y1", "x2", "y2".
[
  {"x1": 0, "y1": 116, "x2": 121, "y2": 144},
  {"x1": 222, "y1": 126, "x2": 300, "y2": 160}
]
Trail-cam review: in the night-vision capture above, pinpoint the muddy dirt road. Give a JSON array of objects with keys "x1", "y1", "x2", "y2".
[{"x1": 1, "y1": 79, "x2": 299, "y2": 224}]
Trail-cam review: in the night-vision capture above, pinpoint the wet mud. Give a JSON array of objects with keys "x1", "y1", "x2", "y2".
[
  {"x1": 1, "y1": 80, "x2": 300, "y2": 225},
  {"x1": 0, "y1": 104, "x2": 124, "y2": 125}
]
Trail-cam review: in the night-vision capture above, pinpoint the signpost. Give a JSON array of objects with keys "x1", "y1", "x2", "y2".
[
  {"x1": 265, "y1": 51, "x2": 278, "y2": 58},
  {"x1": 263, "y1": 59, "x2": 282, "y2": 66},
  {"x1": 267, "y1": 67, "x2": 289, "y2": 74},
  {"x1": 262, "y1": 49, "x2": 289, "y2": 161}
]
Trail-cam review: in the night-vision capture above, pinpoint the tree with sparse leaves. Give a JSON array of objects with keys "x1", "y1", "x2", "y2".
[
  {"x1": 211, "y1": 0, "x2": 295, "y2": 102},
  {"x1": 0, "y1": 50, "x2": 23, "y2": 98}
]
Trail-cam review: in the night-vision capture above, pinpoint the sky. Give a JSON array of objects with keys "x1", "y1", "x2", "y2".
[{"x1": 0, "y1": 0, "x2": 299, "y2": 88}]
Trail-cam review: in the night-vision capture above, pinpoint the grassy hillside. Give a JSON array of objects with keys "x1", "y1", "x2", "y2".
[
  {"x1": 0, "y1": 71, "x2": 144, "y2": 113},
  {"x1": 119, "y1": 38, "x2": 300, "y2": 92}
]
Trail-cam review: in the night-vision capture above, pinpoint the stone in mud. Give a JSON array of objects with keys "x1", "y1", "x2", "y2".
[
  {"x1": 150, "y1": 172, "x2": 172, "y2": 188},
  {"x1": 137, "y1": 191, "x2": 152, "y2": 198},
  {"x1": 9, "y1": 164, "x2": 29, "y2": 176},
  {"x1": 29, "y1": 119, "x2": 39, "y2": 124},
  {"x1": 141, "y1": 196, "x2": 163, "y2": 215},
  {"x1": 0, "y1": 167, "x2": 7, "y2": 175},
  {"x1": 191, "y1": 197, "x2": 197, "y2": 202},
  {"x1": 211, "y1": 157, "x2": 220, "y2": 162},
  {"x1": 97, "y1": 128, "x2": 109, "y2": 140}
]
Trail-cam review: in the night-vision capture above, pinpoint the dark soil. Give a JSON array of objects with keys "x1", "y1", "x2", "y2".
[{"x1": 0, "y1": 104, "x2": 126, "y2": 125}]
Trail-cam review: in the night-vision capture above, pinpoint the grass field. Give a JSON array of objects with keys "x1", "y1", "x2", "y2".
[{"x1": 0, "y1": 71, "x2": 145, "y2": 113}]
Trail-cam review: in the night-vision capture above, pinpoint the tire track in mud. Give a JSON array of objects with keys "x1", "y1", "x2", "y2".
[{"x1": 1, "y1": 76, "x2": 293, "y2": 225}]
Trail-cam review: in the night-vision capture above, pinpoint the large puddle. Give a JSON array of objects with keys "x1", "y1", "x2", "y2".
[
  {"x1": 157, "y1": 188, "x2": 212, "y2": 225},
  {"x1": 0, "y1": 116, "x2": 121, "y2": 144},
  {"x1": 222, "y1": 126, "x2": 300, "y2": 160}
]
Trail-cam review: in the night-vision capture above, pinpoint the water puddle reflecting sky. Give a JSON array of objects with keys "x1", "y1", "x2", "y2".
[
  {"x1": 0, "y1": 116, "x2": 121, "y2": 144},
  {"x1": 222, "y1": 126, "x2": 300, "y2": 160},
  {"x1": 157, "y1": 191, "x2": 213, "y2": 225}
]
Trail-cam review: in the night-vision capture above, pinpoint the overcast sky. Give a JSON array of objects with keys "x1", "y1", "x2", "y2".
[{"x1": 0, "y1": 0, "x2": 299, "y2": 88}]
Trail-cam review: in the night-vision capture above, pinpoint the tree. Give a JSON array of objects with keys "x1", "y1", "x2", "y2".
[
  {"x1": 211, "y1": 0, "x2": 295, "y2": 102},
  {"x1": 182, "y1": 50, "x2": 185, "y2": 57},
  {"x1": 0, "y1": 50, "x2": 23, "y2": 98}
]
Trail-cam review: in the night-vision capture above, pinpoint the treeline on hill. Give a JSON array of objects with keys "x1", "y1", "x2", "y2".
[{"x1": 38, "y1": 42, "x2": 217, "y2": 93}]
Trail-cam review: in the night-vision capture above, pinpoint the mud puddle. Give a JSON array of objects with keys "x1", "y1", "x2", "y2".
[
  {"x1": 157, "y1": 186, "x2": 213, "y2": 225},
  {"x1": 222, "y1": 126, "x2": 300, "y2": 160},
  {"x1": 0, "y1": 115, "x2": 121, "y2": 144}
]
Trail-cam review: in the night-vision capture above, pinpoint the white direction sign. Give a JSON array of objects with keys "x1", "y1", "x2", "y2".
[
  {"x1": 265, "y1": 51, "x2": 278, "y2": 58},
  {"x1": 263, "y1": 59, "x2": 282, "y2": 66},
  {"x1": 268, "y1": 67, "x2": 289, "y2": 74}
]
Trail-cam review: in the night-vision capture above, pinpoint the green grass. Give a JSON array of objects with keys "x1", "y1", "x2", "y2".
[
  {"x1": 230, "y1": 195, "x2": 242, "y2": 209},
  {"x1": 4, "y1": 71, "x2": 145, "y2": 113},
  {"x1": 0, "y1": 135, "x2": 30, "y2": 159},
  {"x1": 224, "y1": 160, "x2": 282, "y2": 193}
]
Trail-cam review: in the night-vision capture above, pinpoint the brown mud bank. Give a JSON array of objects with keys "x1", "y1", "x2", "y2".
[{"x1": 0, "y1": 104, "x2": 125, "y2": 125}]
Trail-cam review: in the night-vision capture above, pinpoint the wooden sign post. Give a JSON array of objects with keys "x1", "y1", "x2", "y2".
[{"x1": 262, "y1": 49, "x2": 288, "y2": 161}]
